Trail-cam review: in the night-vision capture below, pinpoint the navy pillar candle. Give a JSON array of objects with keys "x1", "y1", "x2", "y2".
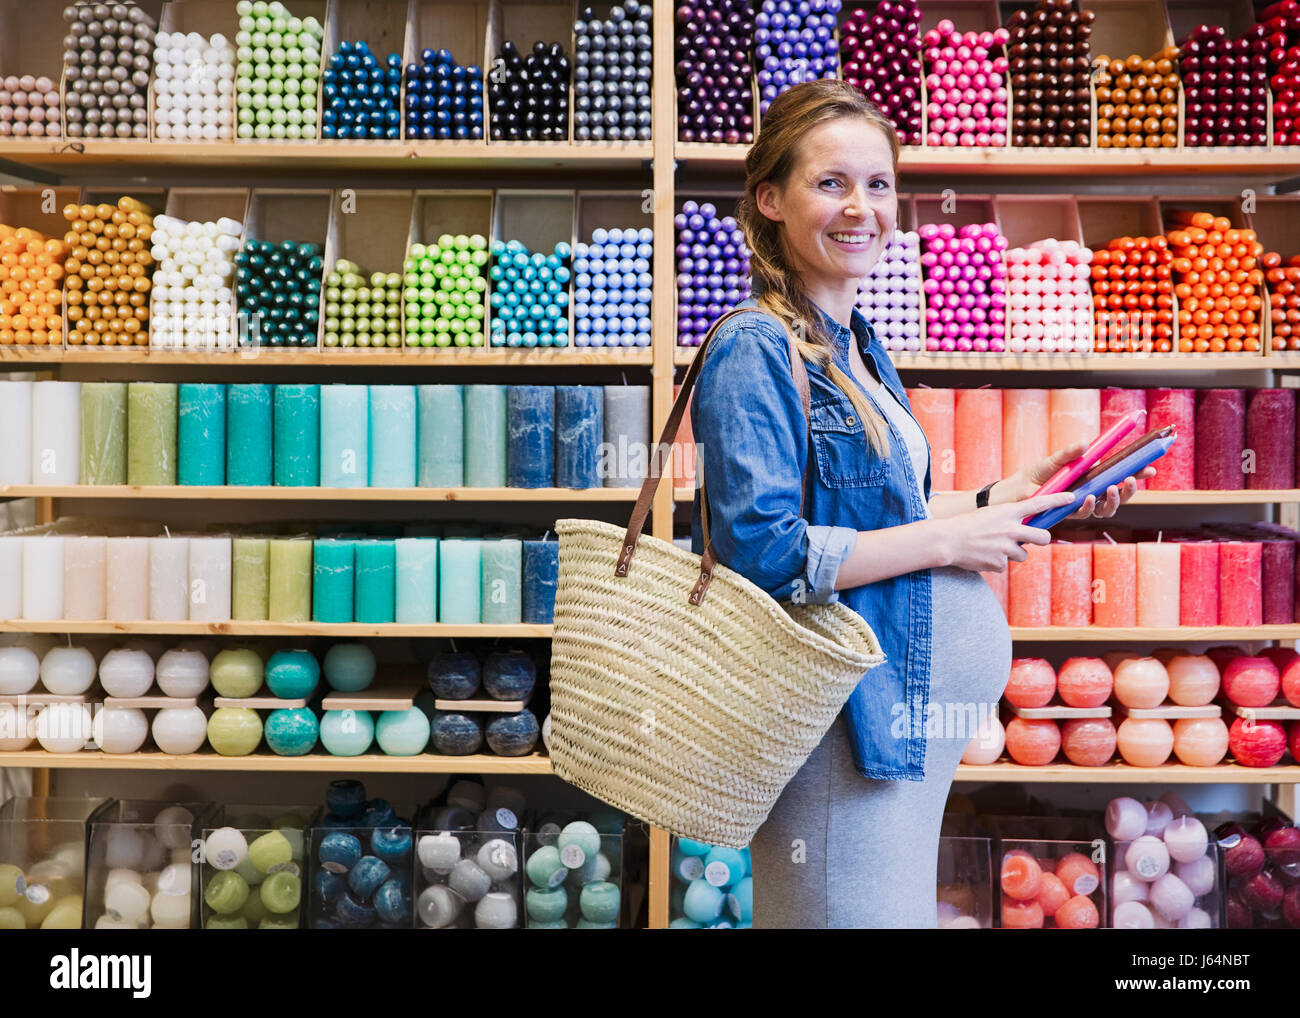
[
  {"x1": 507, "y1": 386, "x2": 556, "y2": 488},
  {"x1": 523, "y1": 538, "x2": 560, "y2": 623},
  {"x1": 556, "y1": 386, "x2": 602, "y2": 488},
  {"x1": 226, "y1": 384, "x2": 274, "y2": 486}
]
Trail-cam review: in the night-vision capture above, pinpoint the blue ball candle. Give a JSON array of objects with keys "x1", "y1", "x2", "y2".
[
  {"x1": 319, "y1": 832, "x2": 363, "y2": 873},
  {"x1": 427, "y1": 651, "x2": 480, "y2": 699},
  {"x1": 430, "y1": 710, "x2": 483, "y2": 755},
  {"x1": 375, "y1": 707, "x2": 431, "y2": 756},
  {"x1": 347, "y1": 855, "x2": 391, "y2": 899},
  {"x1": 574, "y1": 227, "x2": 652, "y2": 348},
  {"x1": 488, "y1": 239, "x2": 571, "y2": 348},
  {"x1": 579, "y1": 880, "x2": 620, "y2": 924},
  {"x1": 319, "y1": 708, "x2": 375, "y2": 756},
  {"x1": 703, "y1": 846, "x2": 747, "y2": 888},
  {"x1": 373, "y1": 879, "x2": 410, "y2": 923},
  {"x1": 326, "y1": 779, "x2": 366, "y2": 818},
  {"x1": 485, "y1": 709, "x2": 539, "y2": 756},
  {"x1": 335, "y1": 889, "x2": 376, "y2": 927},
  {"x1": 675, "y1": 201, "x2": 752, "y2": 348},
  {"x1": 321, "y1": 40, "x2": 403, "y2": 139},
  {"x1": 482, "y1": 650, "x2": 536, "y2": 700},
  {"x1": 265, "y1": 649, "x2": 320, "y2": 699},
  {"x1": 754, "y1": 0, "x2": 842, "y2": 115},
  {"x1": 312, "y1": 867, "x2": 346, "y2": 905},
  {"x1": 235, "y1": 241, "x2": 324, "y2": 349},
  {"x1": 370, "y1": 825, "x2": 412, "y2": 866},
  {"x1": 264, "y1": 707, "x2": 319, "y2": 756},
  {"x1": 683, "y1": 878, "x2": 724, "y2": 923},
  {"x1": 403, "y1": 47, "x2": 484, "y2": 140},
  {"x1": 525, "y1": 885, "x2": 567, "y2": 923}
]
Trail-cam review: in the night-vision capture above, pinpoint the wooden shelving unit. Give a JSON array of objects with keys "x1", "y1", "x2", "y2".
[
  {"x1": 0, "y1": 621, "x2": 553, "y2": 637},
  {"x1": 0, "y1": 750, "x2": 553, "y2": 774},
  {"x1": 0, "y1": 485, "x2": 639, "y2": 503},
  {"x1": 956, "y1": 761, "x2": 1298, "y2": 784}
]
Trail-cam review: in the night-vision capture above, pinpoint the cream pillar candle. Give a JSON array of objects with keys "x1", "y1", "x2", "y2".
[
  {"x1": 63, "y1": 535, "x2": 107, "y2": 620},
  {"x1": 188, "y1": 537, "x2": 232, "y2": 622},
  {"x1": 1137, "y1": 540, "x2": 1181, "y2": 628},
  {"x1": 0, "y1": 380, "x2": 33, "y2": 484},
  {"x1": 148, "y1": 536, "x2": 190, "y2": 621},
  {"x1": 22, "y1": 535, "x2": 65, "y2": 620},
  {"x1": 31, "y1": 381, "x2": 81, "y2": 484},
  {"x1": 105, "y1": 537, "x2": 150, "y2": 620}
]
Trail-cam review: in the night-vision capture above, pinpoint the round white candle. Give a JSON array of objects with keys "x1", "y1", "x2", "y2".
[
  {"x1": 0, "y1": 703, "x2": 35, "y2": 750},
  {"x1": 105, "y1": 876, "x2": 151, "y2": 924},
  {"x1": 22, "y1": 535, "x2": 64, "y2": 620},
  {"x1": 187, "y1": 536, "x2": 232, "y2": 622},
  {"x1": 0, "y1": 645, "x2": 40, "y2": 695},
  {"x1": 30, "y1": 381, "x2": 81, "y2": 484},
  {"x1": 40, "y1": 645, "x2": 96, "y2": 694},
  {"x1": 63, "y1": 536, "x2": 107, "y2": 620},
  {"x1": 105, "y1": 538, "x2": 150, "y2": 620},
  {"x1": 98, "y1": 648, "x2": 155, "y2": 698},
  {"x1": 151, "y1": 706, "x2": 207, "y2": 754},
  {"x1": 33, "y1": 702, "x2": 93, "y2": 752},
  {"x1": 150, "y1": 889, "x2": 191, "y2": 928},
  {"x1": 0, "y1": 380, "x2": 33, "y2": 483},
  {"x1": 154, "y1": 806, "x2": 196, "y2": 850},
  {"x1": 156, "y1": 648, "x2": 209, "y2": 698},
  {"x1": 148, "y1": 537, "x2": 190, "y2": 621},
  {"x1": 94, "y1": 707, "x2": 150, "y2": 754}
]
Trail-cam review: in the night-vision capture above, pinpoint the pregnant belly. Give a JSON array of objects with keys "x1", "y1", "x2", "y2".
[{"x1": 928, "y1": 565, "x2": 1012, "y2": 709}]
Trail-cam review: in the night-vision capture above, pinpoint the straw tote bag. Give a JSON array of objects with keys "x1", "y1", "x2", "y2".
[{"x1": 549, "y1": 307, "x2": 886, "y2": 848}]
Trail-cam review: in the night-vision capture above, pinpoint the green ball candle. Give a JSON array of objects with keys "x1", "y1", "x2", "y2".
[
  {"x1": 207, "y1": 707, "x2": 264, "y2": 756},
  {"x1": 205, "y1": 914, "x2": 250, "y2": 929},
  {"x1": 248, "y1": 830, "x2": 293, "y2": 873},
  {"x1": 402, "y1": 235, "x2": 488, "y2": 349},
  {"x1": 322, "y1": 258, "x2": 403, "y2": 348},
  {"x1": 210, "y1": 648, "x2": 264, "y2": 698},
  {"x1": 204, "y1": 870, "x2": 251, "y2": 915},
  {"x1": 259, "y1": 870, "x2": 302, "y2": 914}
]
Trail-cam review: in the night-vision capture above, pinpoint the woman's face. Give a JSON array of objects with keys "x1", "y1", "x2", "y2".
[{"x1": 755, "y1": 118, "x2": 898, "y2": 288}]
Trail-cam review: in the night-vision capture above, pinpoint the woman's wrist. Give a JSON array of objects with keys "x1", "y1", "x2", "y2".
[{"x1": 987, "y1": 476, "x2": 1022, "y2": 507}]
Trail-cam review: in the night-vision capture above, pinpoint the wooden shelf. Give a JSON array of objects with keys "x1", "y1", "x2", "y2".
[
  {"x1": 0, "y1": 749, "x2": 553, "y2": 774},
  {"x1": 674, "y1": 349, "x2": 1292, "y2": 371},
  {"x1": 0, "y1": 621, "x2": 552, "y2": 637},
  {"x1": 1, "y1": 485, "x2": 638, "y2": 502},
  {"x1": 1009, "y1": 625, "x2": 1300, "y2": 641},
  {"x1": 0, "y1": 346, "x2": 652, "y2": 367},
  {"x1": 671, "y1": 487, "x2": 1300, "y2": 504},
  {"x1": 956, "y1": 761, "x2": 1297, "y2": 783}
]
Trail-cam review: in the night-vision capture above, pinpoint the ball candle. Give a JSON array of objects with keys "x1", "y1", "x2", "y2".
[
  {"x1": 403, "y1": 47, "x2": 484, "y2": 140},
  {"x1": 573, "y1": 2, "x2": 653, "y2": 141},
  {"x1": 1057, "y1": 657, "x2": 1113, "y2": 708},
  {"x1": 1163, "y1": 816, "x2": 1209, "y2": 863},
  {"x1": 675, "y1": 0, "x2": 756, "y2": 143},
  {"x1": 206, "y1": 707, "x2": 263, "y2": 756},
  {"x1": 1004, "y1": 716, "x2": 1061, "y2": 766},
  {"x1": 1166, "y1": 654, "x2": 1219, "y2": 706},
  {"x1": 62, "y1": 198, "x2": 157, "y2": 347},
  {"x1": 1113, "y1": 657, "x2": 1170, "y2": 709},
  {"x1": 1222, "y1": 656, "x2": 1280, "y2": 707},
  {"x1": 960, "y1": 713, "x2": 1005, "y2": 765},
  {"x1": 1126, "y1": 836, "x2": 1171, "y2": 882},
  {"x1": 489, "y1": 38, "x2": 569, "y2": 141},
  {"x1": 61, "y1": 3, "x2": 156, "y2": 140},
  {"x1": 1061, "y1": 718, "x2": 1116, "y2": 766},
  {"x1": 0, "y1": 647, "x2": 40, "y2": 696},
  {"x1": 1004, "y1": 657, "x2": 1056, "y2": 708},
  {"x1": 1175, "y1": 854, "x2": 1216, "y2": 897},
  {"x1": 0, "y1": 227, "x2": 66, "y2": 347},
  {"x1": 319, "y1": 709, "x2": 375, "y2": 756},
  {"x1": 1113, "y1": 900, "x2": 1155, "y2": 928},
  {"x1": 1107, "y1": 797, "x2": 1149, "y2": 841},
  {"x1": 1116, "y1": 717, "x2": 1174, "y2": 766},
  {"x1": 93, "y1": 707, "x2": 149, "y2": 754},
  {"x1": 40, "y1": 646, "x2": 96, "y2": 695},
  {"x1": 1228, "y1": 716, "x2": 1287, "y2": 767},
  {"x1": 1172, "y1": 717, "x2": 1229, "y2": 766},
  {"x1": 34, "y1": 702, "x2": 93, "y2": 752},
  {"x1": 263, "y1": 707, "x2": 319, "y2": 756},
  {"x1": 675, "y1": 201, "x2": 752, "y2": 347},
  {"x1": 151, "y1": 706, "x2": 208, "y2": 755}
]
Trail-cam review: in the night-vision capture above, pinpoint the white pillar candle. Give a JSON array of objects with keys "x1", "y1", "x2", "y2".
[
  {"x1": 63, "y1": 535, "x2": 107, "y2": 620},
  {"x1": 0, "y1": 536, "x2": 21, "y2": 617},
  {"x1": 0, "y1": 380, "x2": 33, "y2": 483},
  {"x1": 148, "y1": 537, "x2": 190, "y2": 621},
  {"x1": 30, "y1": 381, "x2": 81, "y2": 484},
  {"x1": 99, "y1": 648, "x2": 155, "y2": 698},
  {"x1": 105, "y1": 538, "x2": 150, "y2": 620},
  {"x1": 22, "y1": 535, "x2": 64, "y2": 620},
  {"x1": 187, "y1": 537, "x2": 231, "y2": 622},
  {"x1": 40, "y1": 645, "x2": 96, "y2": 694}
]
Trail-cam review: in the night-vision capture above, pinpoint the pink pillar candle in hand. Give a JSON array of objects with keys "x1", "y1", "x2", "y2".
[
  {"x1": 1093, "y1": 540, "x2": 1137, "y2": 626},
  {"x1": 1008, "y1": 542, "x2": 1052, "y2": 626},
  {"x1": 62, "y1": 535, "x2": 106, "y2": 621},
  {"x1": 907, "y1": 387, "x2": 955, "y2": 491},
  {"x1": 981, "y1": 567, "x2": 1008, "y2": 616},
  {"x1": 1246, "y1": 389, "x2": 1295, "y2": 489},
  {"x1": 1051, "y1": 542, "x2": 1092, "y2": 626},
  {"x1": 1194, "y1": 389, "x2": 1246, "y2": 490},
  {"x1": 1178, "y1": 540, "x2": 1219, "y2": 626},
  {"x1": 1218, "y1": 541, "x2": 1262, "y2": 627},
  {"x1": 1172, "y1": 718, "x2": 1229, "y2": 766},
  {"x1": 1136, "y1": 541, "x2": 1181, "y2": 627},
  {"x1": 1166, "y1": 653, "x2": 1220, "y2": 706},
  {"x1": 1116, "y1": 717, "x2": 1175, "y2": 767},
  {"x1": 1261, "y1": 540, "x2": 1296, "y2": 624},
  {"x1": 1002, "y1": 389, "x2": 1050, "y2": 476},
  {"x1": 954, "y1": 388, "x2": 1003, "y2": 490},
  {"x1": 1101, "y1": 388, "x2": 1150, "y2": 489},
  {"x1": 1049, "y1": 388, "x2": 1101, "y2": 455},
  {"x1": 1145, "y1": 389, "x2": 1194, "y2": 489}
]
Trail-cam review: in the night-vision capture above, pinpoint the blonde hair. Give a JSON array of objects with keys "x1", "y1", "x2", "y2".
[{"x1": 736, "y1": 79, "x2": 900, "y2": 457}]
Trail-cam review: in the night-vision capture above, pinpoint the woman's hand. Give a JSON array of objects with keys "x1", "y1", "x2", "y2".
[
  {"x1": 942, "y1": 490, "x2": 1078, "y2": 572},
  {"x1": 998, "y1": 442, "x2": 1157, "y2": 520}
]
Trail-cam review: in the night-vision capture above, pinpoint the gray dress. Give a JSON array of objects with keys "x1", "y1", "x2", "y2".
[{"x1": 750, "y1": 375, "x2": 1012, "y2": 928}]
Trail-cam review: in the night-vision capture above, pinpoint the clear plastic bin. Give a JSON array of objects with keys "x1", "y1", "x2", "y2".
[
  {"x1": 0, "y1": 795, "x2": 107, "y2": 929},
  {"x1": 197, "y1": 804, "x2": 314, "y2": 930}
]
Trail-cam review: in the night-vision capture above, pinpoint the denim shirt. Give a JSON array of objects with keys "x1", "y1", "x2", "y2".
[{"x1": 689, "y1": 296, "x2": 935, "y2": 780}]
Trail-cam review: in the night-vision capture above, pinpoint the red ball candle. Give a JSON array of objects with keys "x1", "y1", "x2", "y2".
[
  {"x1": 1228, "y1": 716, "x2": 1288, "y2": 767},
  {"x1": 1005, "y1": 716, "x2": 1061, "y2": 765}
]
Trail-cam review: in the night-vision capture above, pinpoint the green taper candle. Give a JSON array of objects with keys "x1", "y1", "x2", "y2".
[
  {"x1": 80, "y1": 381, "x2": 127, "y2": 485},
  {"x1": 268, "y1": 538, "x2": 312, "y2": 622},
  {"x1": 232, "y1": 537, "x2": 270, "y2": 620},
  {"x1": 127, "y1": 382, "x2": 179, "y2": 485},
  {"x1": 178, "y1": 383, "x2": 228, "y2": 486}
]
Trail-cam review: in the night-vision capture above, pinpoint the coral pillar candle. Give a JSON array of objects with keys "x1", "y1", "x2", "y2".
[
  {"x1": 1178, "y1": 540, "x2": 1219, "y2": 626},
  {"x1": 80, "y1": 381, "x2": 128, "y2": 485},
  {"x1": 188, "y1": 537, "x2": 232, "y2": 623},
  {"x1": 1093, "y1": 539, "x2": 1137, "y2": 626},
  {"x1": 1194, "y1": 389, "x2": 1245, "y2": 490},
  {"x1": 1145, "y1": 389, "x2": 1194, "y2": 489},
  {"x1": 982, "y1": 568, "x2": 1008, "y2": 616},
  {"x1": 1101, "y1": 389, "x2": 1149, "y2": 489},
  {"x1": 1262, "y1": 540, "x2": 1297, "y2": 624},
  {"x1": 62, "y1": 535, "x2": 106, "y2": 621},
  {"x1": 1136, "y1": 540, "x2": 1180, "y2": 627},
  {"x1": 127, "y1": 382, "x2": 178, "y2": 486},
  {"x1": 22, "y1": 536, "x2": 64, "y2": 619},
  {"x1": 31, "y1": 381, "x2": 81, "y2": 484},
  {"x1": 1245, "y1": 389, "x2": 1295, "y2": 489},
  {"x1": 1008, "y1": 543, "x2": 1051, "y2": 626},
  {"x1": 1049, "y1": 389, "x2": 1100, "y2": 454},
  {"x1": 1218, "y1": 541, "x2": 1262, "y2": 627},
  {"x1": 907, "y1": 388, "x2": 955, "y2": 490},
  {"x1": 1003, "y1": 390, "x2": 1050, "y2": 476},
  {"x1": 105, "y1": 537, "x2": 148, "y2": 620},
  {"x1": 1051, "y1": 542, "x2": 1092, "y2": 626},
  {"x1": 954, "y1": 389, "x2": 1003, "y2": 490},
  {"x1": 148, "y1": 536, "x2": 189, "y2": 621}
]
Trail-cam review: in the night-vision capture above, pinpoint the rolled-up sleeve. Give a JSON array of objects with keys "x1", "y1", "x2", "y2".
[{"x1": 691, "y1": 316, "x2": 856, "y2": 603}]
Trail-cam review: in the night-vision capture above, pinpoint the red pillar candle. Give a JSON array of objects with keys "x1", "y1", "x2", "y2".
[
  {"x1": 1051, "y1": 541, "x2": 1092, "y2": 626},
  {"x1": 1101, "y1": 388, "x2": 1150, "y2": 489},
  {"x1": 1092, "y1": 539, "x2": 1137, "y2": 627},
  {"x1": 1194, "y1": 389, "x2": 1246, "y2": 490},
  {"x1": 908, "y1": 387, "x2": 956, "y2": 491},
  {"x1": 1218, "y1": 541, "x2": 1262, "y2": 627},
  {"x1": 1146, "y1": 388, "x2": 1195, "y2": 489},
  {"x1": 954, "y1": 389, "x2": 1002, "y2": 491},
  {"x1": 1177, "y1": 540, "x2": 1219, "y2": 626},
  {"x1": 981, "y1": 567, "x2": 1008, "y2": 617},
  {"x1": 1262, "y1": 540, "x2": 1297, "y2": 624},
  {"x1": 1049, "y1": 388, "x2": 1101, "y2": 454},
  {"x1": 1245, "y1": 388, "x2": 1296, "y2": 489},
  {"x1": 1008, "y1": 542, "x2": 1052, "y2": 626},
  {"x1": 1003, "y1": 389, "x2": 1050, "y2": 476}
]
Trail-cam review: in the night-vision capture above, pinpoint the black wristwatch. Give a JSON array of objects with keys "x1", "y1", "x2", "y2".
[{"x1": 976, "y1": 482, "x2": 996, "y2": 509}]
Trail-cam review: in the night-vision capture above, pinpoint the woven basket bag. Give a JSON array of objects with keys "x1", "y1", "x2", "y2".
[{"x1": 549, "y1": 307, "x2": 887, "y2": 848}]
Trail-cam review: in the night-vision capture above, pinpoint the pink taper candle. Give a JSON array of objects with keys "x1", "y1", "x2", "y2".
[{"x1": 1101, "y1": 388, "x2": 1149, "y2": 489}]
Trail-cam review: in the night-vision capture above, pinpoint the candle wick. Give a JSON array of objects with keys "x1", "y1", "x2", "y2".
[
  {"x1": 450, "y1": 638, "x2": 457, "y2": 653},
  {"x1": 621, "y1": 372, "x2": 628, "y2": 386},
  {"x1": 164, "y1": 525, "x2": 171, "y2": 538},
  {"x1": 1103, "y1": 531, "x2": 1117, "y2": 545},
  {"x1": 1157, "y1": 531, "x2": 1162, "y2": 543}
]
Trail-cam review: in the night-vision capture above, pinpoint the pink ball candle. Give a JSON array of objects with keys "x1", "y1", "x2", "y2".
[
  {"x1": 1172, "y1": 717, "x2": 1229, "y2": 766},
  {"x1": 1004, "y1": 657, "x2": 1055, "y2": 709},
  {"x1": 1228, "y1": 716, "x2": 1287, "y2": 767},
  {"x1": 1166, "y1": 654, "x2": 1220, "y2": 706},
  {"x1": 1056, "y1": 657, "x2": 1112, "y2": 707},
  {"x1": 1113, "y1": 657, "x2": 1170, "y2": 709},
  {"x1": 1116, "y1": 717, "x2": 1175, "y2": 767},
  {"x1": 1004, "y1": 716, "x2": 1061, "y2": 765},
  {"x1": 1162, "y1": 815, "x2": 1209, "y2": 863},
  {"x1": 1106, "y1": 795, "x2": 1148, "y2": 841},
  {"x1": 1175, "y1": 854, "x2": 1216, "y2": 897},
  {"x1": 1150, "y1": 873, "x2": 1195, "y2": 922},
  {"x1": 1111, "y1": 869, "x2": 1150, "y2": 905},
  {"x1": 1285, "y1": 658, "x2": 1300, "y2": 708},
  {"x1": 1113, "y1": 900, "x2": 1155, "y2": 928},
  {"x1": 1222, "y1": 656, "x2": 1281, "y2": 708},
  {"x1": 1061, "y1": 718, "x2": 1116, "y2": 766},
  {"x1": 1143, "y1": 800, "x2": 1174, "y2": 836},
  {"x1": 960, "y1": 712, "x2": 1005, "y2": 765},
  {"x1": 1125, "y1": 835, "x2": 1172, "y2": 882}
]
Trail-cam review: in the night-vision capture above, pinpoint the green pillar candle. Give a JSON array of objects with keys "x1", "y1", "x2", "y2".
[
  {"x1": 354, "y1": 540, "x2": 396, "y2": 624},
  {"x1": 227, "y1": 384, "x2": 273, "y2": 486},
  {"x1": 312, "y1": 539, "x2": 355, "y2": 623},
  {"x1": 438, "y1": 538, "x2": 481, "y2": 624},
  {"x1": 232, "y1": 538, "x2": 270, "y2": 620},
  {"x1": 480, "y1": 539, "x2": 522, "y2": 624},
  {"x1": 268, "y1": 539, "x2": 313, "y2": 622},
  {"x1": 464, "y1": 385, "x2": 506, "y2": 487},
  {"x1": 127, "y1": 382, "x2": 178, "y2": 486},
  {"x1": 417, "y1": 385, "x2": 464, "y2": 487},
  {"x1": 80, "y1": 381, "x2": 128, "y2": 485},
  {"x1": 273, "y1": 384, "x2": 320, "y2": 487},
  {"x1": 178, "y1": 383, "x2": 228, "y2": 486}
]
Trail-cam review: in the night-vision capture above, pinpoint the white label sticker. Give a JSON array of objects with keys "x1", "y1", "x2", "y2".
[
  {"x1": 1073, "y1": 872, "x2": 1101, "y2": 895},
  {"x1": 212, "y1": 849, "x2": 239, "y2": 870},
  {"x1": 547, "y1": 867, "x2": 567, "y2": 889},
  {"x1": 704, "y1": 861, "x2": 730, "y2": 887},
  {"x1": 321, "y1": 860, "x2": 347, "y2": 875},
  {"x1": 268, "y1": 861, "x2": 300, "y2": 877},
  {"x1": 680, "y1": 857, "x2": 704, "y2": 882},
  {"x1": 560, "y1": 844, "x2": 586, "y2": 869},
  {"x1": 496, "y1": 808, "x2": 517, "y2": 830},
  {"x1": 25, "y1": 883, "x2": 50, "y2": 905}
]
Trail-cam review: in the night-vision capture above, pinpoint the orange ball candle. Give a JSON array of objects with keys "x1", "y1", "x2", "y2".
[
  {"x1": 1061, "y1": 717, "x2": 1117, "y2": 766},
  {"x1": 1055, "y1": 893, "x2": 1101, "y2": 928},
  {"x1": 1056, "y1": 852, "x2": 1101, "y2": 896},
  {"x1": 1114, "y1": 656, "x2": 1170, "y2": 709},
  {"x1": 1117, "y1": 716, "x2": 1175, "y2": 766},
  {"x1": 1057, "y1": 657, "x2": 1113, "y2": 707},
  {"x1": 1172, "y1": 717, "x2": 1229, "y2": 766},
  {"x1": 1001, "y1": 849, "x2": 1043, "y2": 900},
  {"x1": 1166, "y1": 653, "x2": 1220, "y2": 706}
]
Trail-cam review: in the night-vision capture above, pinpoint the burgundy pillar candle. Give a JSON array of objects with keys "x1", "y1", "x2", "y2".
[
  {"x1": 839, "y1": 0, "x2": 923, "y2": 145},
  {"x1": 1194, "y1": 389, "x2": 1246, "y2": 490},
  {"x1": 1263, "y1": 1, "x2": 1300, "y2": 147},
  {"x1": 1262, "y1": 540, "x2": 1297, "y2": 624},
  {"x1": 1146, "y1": 389, "x2": 1195, "y2": 490},
  {"x1": 1178, "y1": 540, "x2": 1219, "y2": 626},
  {"x1": 675, "y1": 0, "x2": 756, "y2": 143},
  {"x1": 1218, "y1": 541, "x2": 1262, "y2": 627},
  {"x1": 1102, "y1": 388, "x2": 1150, "y2": 489},
  {"x1": 1242, "y1": 389, "x2": 1295, "y2": 489}
]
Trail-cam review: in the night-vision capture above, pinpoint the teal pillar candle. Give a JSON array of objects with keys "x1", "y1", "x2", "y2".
[
  {"x1": 227, "y1": 384, "x2": 273, "y2": 486},
  {"x1": 395, "y1": 537, "x2": 437, "y2": 623},
  {"x1": 320, "y1": 384, "x2": 368, "y2": 488},
  {"x1": 480, "y1": 539, "x2": 522, "y2": 624},
  {"x1": 354, "y1": 540, "x2": 396, "y2": 624},
  {"x1": 312, "y1": 539, "x2": 355, "y2": 623},
  {"x1": 438, "y1": 539, "x2": 481, "y2": 624},
  {"x1": 178, "y1": 383, "x2": 228, "y2": 486},
  {"x1": 273, "y1": 384, "x2": 320, "y2": 487},
  {"x1": 417, "y1": 385, "x2": 463, "y2": 487},
  {"x1": 463, "y1": 385, "x2": 507, "y2": 487},
  {"x1": 369, "y1": 385, "x2": 416, "y2": 487}
]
